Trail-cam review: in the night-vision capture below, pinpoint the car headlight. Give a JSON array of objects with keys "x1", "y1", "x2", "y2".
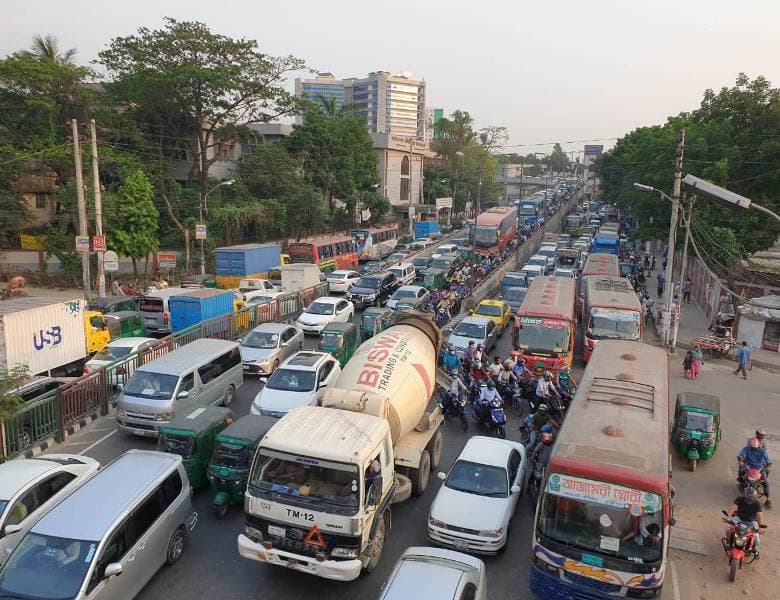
[
  {"x1": 330, "y1": 547, "x2": 359, "y2": 559},
  {"x1": 428, "y1": 516, "x2": 446, "y2": 528},
  {"x1": 479, "y1": 528, "x2": 503, "y2": 538},
  {"x1": 155, "y1": 412, "x2": 174, "y2": 422},
  {"x1": 244, "y1": 525, "x2": 264, "y2": 542}
]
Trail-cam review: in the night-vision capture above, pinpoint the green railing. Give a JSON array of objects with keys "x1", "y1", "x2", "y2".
[{"x1": 3, "y1": 390, "x2": 60, "y2": 457}]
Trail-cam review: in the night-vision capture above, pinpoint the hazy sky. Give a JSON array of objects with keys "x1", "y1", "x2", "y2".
[{"x1": 4, "y1": 0, "x2": 779, "y2": 153}]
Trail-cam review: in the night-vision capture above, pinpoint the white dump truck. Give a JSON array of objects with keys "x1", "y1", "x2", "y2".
[{"x1": 238, "y1": 314, "x2": 444, "y2": 581}]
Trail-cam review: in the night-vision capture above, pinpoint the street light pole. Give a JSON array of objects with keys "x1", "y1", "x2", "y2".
[
  {"x1": 682, "y1": 173, "x2": 780, "y2": 224},
  {"x1": 200, "y1": 179, "x2": 234, "y2": 275}
]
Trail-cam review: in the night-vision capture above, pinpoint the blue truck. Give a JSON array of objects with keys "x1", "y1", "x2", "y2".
[
  {"x1": 517, "y1": 196, "x2": 546, "y2": 225},
  {"x1": 169, "y1": 289, "x2": 235, "y2": 332},
  {"x1": 592, "y1": 231, "x2": 619, "y2": 255}
]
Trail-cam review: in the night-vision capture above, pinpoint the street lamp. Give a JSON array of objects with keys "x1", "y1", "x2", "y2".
[
  {"x1": 633, "y1": 182, "x2": 679, "y2": 347},
  {"x1": 682, "y1": 174, "x2": 780, "y2": 223},
  {"x1": 200, "y1": 179, "x2": 235, "y2": 275}
]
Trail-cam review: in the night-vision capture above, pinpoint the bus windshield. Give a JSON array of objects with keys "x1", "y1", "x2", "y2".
[
  {"x1": 537, "y1": 474, "x2": 664, "y2": 564},
  {"x1": 588, "y1": 310, "x2": 641, "y2": 340},
  {"x1": 516, "y1": 317, "x2": 571, "y2": 354},
  {"x1": 473, "y1": 226, "x2": 499, "y2": 246},
  {"x1": 520, "y1": 203, "x2": 538, "y2": 216}
]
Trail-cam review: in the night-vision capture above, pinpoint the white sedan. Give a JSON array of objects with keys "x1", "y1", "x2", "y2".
[
  {"x1": 295, "y1": 297, "x2": 355, "y2": 334},
  {"x1": 84, "y1": 337, "x2": 159, "y2": 384},
  {"x1": 428, "y1": 436, "x2": 526, "y2": 554},
  {"x1": 326, "y1": 270, "x2": 361, "y2": 293}
]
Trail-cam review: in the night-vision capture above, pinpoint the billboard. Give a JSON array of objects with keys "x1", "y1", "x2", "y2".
[{"x1": 584, "y1": 144, "x2": 604, "y2": 157}]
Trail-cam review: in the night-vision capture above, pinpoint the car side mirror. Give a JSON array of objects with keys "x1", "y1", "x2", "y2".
[
  {"x1": 104, "y1": 563, "x2": 123, "y2": 578},
  {"x1": 668, "y1": 517, "x2": 676, "y2": 527},
  {"x1": 318, "y1": 381, "x2": 328, "y2": 389},
  {"x1": 177, "y1": 390, "x2": 189, "y2": 399},
  {"x1": 511, "y1": 485, "x2": 521, "y2": 494},
  {"x1": 3, "y1": 524, "x2": 22, "y2": 536},
  {"x1": 437, "y1": 471, "x2": 446, "y2": 481}
]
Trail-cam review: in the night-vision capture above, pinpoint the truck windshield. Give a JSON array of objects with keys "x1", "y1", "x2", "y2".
[
  {"x1": 249, "y1": 450, "x2": 360, "y2": 515},
  {"x1": 588, "y1": 310, "x2": 641, "y2": 340},
  {"x1": 124, "y1": 371, "x2": 178, "y2": 400},
  {"x1": 473, "y1": 226, "x2": 498, "y2": 246},
  {"x1": 537, "y1": 475, "x2": 663, "y2": 564},
  {"x1": 520, "y1": 203, "x2": 538, "y2": 216},
  {"x1": 515, "y1": 318, "x2": 571, "y2": 354}
]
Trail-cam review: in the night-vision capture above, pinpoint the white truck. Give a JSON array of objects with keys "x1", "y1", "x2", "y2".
[
  {"x1": 238, "y1": 315, "x2": 444, "y2": 580},
  {"x1": 0, "y1": 298, "x2": 87, "y2": 376},
  {"x1": 280, "y1": 264, "x2": 322, "y2": 293}
]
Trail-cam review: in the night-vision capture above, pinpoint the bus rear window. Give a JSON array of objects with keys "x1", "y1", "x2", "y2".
[{"x1": 139, "y1": 298, "x2": 163, "y2": 312}]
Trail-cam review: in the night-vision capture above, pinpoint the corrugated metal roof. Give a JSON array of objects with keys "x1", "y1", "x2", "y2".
[
  {"x1": 0, "y1": 297, "x2": 68, "y2": 316},
  {"x1": 517, "y1": 276, "x2": 576, "y2": 321},
  {"x1": 137, "y1": 338, "x2": 238, "y2": 374}
]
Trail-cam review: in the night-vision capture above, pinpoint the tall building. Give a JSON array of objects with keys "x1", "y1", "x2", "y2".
[
  {"x1": 345, "y1": 71, "x2": 426, "y2": 138},
  {"x1": 424, "y1": 108, "x2": 444, "y2": 142},
  {"x1": 294, "y1": 73, "x2": 346, "y2": 123}
]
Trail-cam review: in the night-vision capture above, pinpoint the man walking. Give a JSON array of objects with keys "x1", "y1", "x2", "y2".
[
  {"x1": 656, "y1": 272, "x2": 665, "y2": 299},
  {"x1": 735, "y1": 341, "x2": 752, "y2": 380},
  {"x1": 683, "y1": 277, "x2": 692, "y2": 303}
]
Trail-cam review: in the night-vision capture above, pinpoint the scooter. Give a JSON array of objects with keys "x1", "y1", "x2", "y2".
[
  {"x1": 721, "y1": 510, "x2": 766, "y2": 582},
  {"x1": 437, "y1": 387, "x2": 469, "y2": 432},
  {"x1": 489, "y1": 398, "x2": 507, "y2": 439}
]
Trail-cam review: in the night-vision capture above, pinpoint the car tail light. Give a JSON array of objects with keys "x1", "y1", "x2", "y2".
[
  {"x1": 83, "y1": 366, "x2": 90, "y2": 374},
  {"x1": 163, "y1": 313, "x2": 169, "y2": 325},
  {"x1": 336, "y1": 280, "x2": 345, "y2": 284}
]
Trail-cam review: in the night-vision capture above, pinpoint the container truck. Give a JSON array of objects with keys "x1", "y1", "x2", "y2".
[
  {"x1": 168, "y1": 289, "x2": 235, "y2": 332},
  {"x1": 280, "y1": 264, "x2": 322, "y2": 293},
  {"x1": 214, "y1": 243, "x2": 284, "y2": 289},
  {"x1": 238, "y1": 314, "x2": 444, "y2": 581}
]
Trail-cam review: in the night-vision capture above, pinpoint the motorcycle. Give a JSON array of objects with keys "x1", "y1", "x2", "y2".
[
  {"x1": 721, "y1": 510, "x2": 766, "y2": 582},
  {"x1": 737, "y1": 465, "x2": 768, "y2": 499},
  {"x1": 528, "y1": 461, "x2": 546, "y2": 508},
  {"x1": 437, "y1": 387, "x2": 468, "y2": 432},
  {"x1": 489, "y1": 398, "x2": 507, "y2": 439}
]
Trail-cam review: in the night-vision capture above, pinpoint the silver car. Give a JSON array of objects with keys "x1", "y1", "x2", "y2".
[
  {"x1": 240, "y1": 323, "x2": 304, "y2": 376},
  {"x1": 379, "y1": 546, "x2": 487, "y2": 600}
]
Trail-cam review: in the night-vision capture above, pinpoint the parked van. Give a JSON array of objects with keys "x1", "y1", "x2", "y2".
[
  {"x1": 138, "y1": 287, "x2": 194, "y2": 335},
  {"x1": 0, "y1": 450, "x2": 196, "y2": 600},
  {"x1": 117, "y1": 338, "x2": 243, "y2": 437},
  {"x1": 389, "y1": 262, "x2": 416, "y2": 286}
]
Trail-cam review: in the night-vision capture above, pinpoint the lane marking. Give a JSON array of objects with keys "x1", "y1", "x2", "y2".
[
  {"x1": 61, "y1": 441, "x2": 91, "y2": 447},
  {"x1": 670, "y1": 561, "x2": 681, "y2": 600},
  {"x1": 78, "y1": 429, "x2": 117, "y2": 456}
]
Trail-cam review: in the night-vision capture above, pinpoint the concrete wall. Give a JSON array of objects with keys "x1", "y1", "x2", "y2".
[{"x1": 0, "y1": 249, "x2": 182, "y2": 275}]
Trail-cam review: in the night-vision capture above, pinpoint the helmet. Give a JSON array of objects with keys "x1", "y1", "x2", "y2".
[
  {"x1": 538, "y1": 404, "x2": 549, "y2": 413},
  {"x1": 744, "y1": 487, "x2": 758, "y2": 499},
  {"x1": 749, "y1": 437, "x2": 761, "y2": 449},
  {"x1": 756, "y1": 428, "x2": 767, "y2": 438},
  {"x1": 540, "y1": 424, "x2": 553, "y2": 433},
  {"x1": 541, "y1": 432, "x2": 554, "y2": 445},
  {"x1": 543, "y1": 370, "x2": 552, "y2": 380},
  {"x1": 450, "y1": 368, "x2": 459, "y2": 377},
  {"x1": 487, "y1": 380, "x2": 495, "y2": 389}
]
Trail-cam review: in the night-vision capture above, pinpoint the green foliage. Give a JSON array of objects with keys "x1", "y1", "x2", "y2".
[
  {"x1": 105, "y1": 170, "x2": 158, "y2": 269},
  {"x1": 0, "y1": 366, "x2": 31, "y2": 419},
  {"x1": 549, "y1": 143, "x2": 569, "y2": 174}
]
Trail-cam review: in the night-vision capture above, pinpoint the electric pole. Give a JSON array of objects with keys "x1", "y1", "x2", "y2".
[
  {"x1": 669, "y1": 195, "x2": 693, "y2": 352},
  {"x1": 71, "y1": 119, "x2": 91, "y2": 299},
  {"x1": 663, "y1": 128, "x2": 685, "y2": 350},
  {"x1": 90, "y1": 120, "x2": 106, "y2": 298}
]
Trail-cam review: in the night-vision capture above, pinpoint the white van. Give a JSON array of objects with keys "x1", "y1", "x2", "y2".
[{"x1": 389, "y1": 262, "x2": 416, "y2": 285}]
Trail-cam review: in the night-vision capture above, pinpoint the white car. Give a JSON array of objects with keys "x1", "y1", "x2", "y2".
[
  {"x1": 518, "y1": 264, "x2": 544, "y2": 284},
  {"x1": 526, "y1": 254, "x2": 549, "y2": 272},
  {"x1": 326, "y1": 269, "x2": 361, "y2": 293},
  {"x1": 250, "y1": 351, "x2": 341, "y2": 417},
  {"x1": 84, "y1": 337, "x2": 159, "y2": 384},
  {"x1": 428, "y1": 436, "x2": 526, "y2": 554},
  {"x1": 553, "y1": 268, "x2": 576, "y2": 279},
  {"x1": 243, "y1": 288, "x2": 284, "y2": 304},
  {"x1": 0, "y1": 454, "x2": 100, "y2": 565},
  {"x1": 295, "y1": 297, "x2": 355, "y2": 334}
]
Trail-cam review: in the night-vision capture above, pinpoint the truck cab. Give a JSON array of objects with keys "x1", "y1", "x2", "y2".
[{"x1": 83, "y1": 310, "x2": 111, "y2": 355}]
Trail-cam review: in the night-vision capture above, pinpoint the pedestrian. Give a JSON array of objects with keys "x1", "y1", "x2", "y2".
[
  {"x1": 651, "y1": 254, "x2": 657, "y2": 271},
  {"x1": 683, "y1": 277, "x2": 692, "y2": 303},
  {"x1": 734, "y1": 341, "x2": 752, "y2": 380},
  {"x1": 656, "y1": 272, "x2": 665, "y2": 298},
  {"x1": 691, "y1": 345, "x2": 704, "y2": 379},
  {"x1": 683, "y1": 350, "x2": 693, "y2": 379},
  {"x1": 644, "y1": 254, "x2": 650, "y2": 269}
]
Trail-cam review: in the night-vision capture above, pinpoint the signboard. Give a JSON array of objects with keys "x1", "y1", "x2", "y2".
[
  {"x1": 465, "y1": 201, "x2": 472, "y2": 212},
  {"x1": 435, "y1": 197, "x2": 453, "y2": 210},
  {"x1": 546, "y1": 473, "x2": 662, "y2": 513},
  {"x1": 584, "y1": 144, "x2": 604, "y2": 157},
  {"x1": 407, "y1": 207, "x2": 416, "y2": 220},
  {"x1": 195, "y1": 224, "x2": 207, "y2": 240},
  {"x1": 92, "y1": 235, "x2": 106, "y2": 253},
  {"x1": 75, "y1": 236, "x2": 90, "y2": 253},
  {"x1": 158, "y1": 252, "x2": 177, "y2": 269},
  {"x1": 103, "y1": 250, "x2": 119, "y2": 272},
  {"x1": 20, "y1": 234, "x2": 44, "y2": 250}
]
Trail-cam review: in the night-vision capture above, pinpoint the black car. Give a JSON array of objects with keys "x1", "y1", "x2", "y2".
[
  {"x1": 360, "y1": 260, "x2": 388, "y2": 275},
  {"x1": 347, "y1": 272, "x2": 400, "y2": 307}
]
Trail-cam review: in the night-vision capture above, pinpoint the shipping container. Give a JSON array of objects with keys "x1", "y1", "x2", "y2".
[
  {"x1": 214, "y1": 243, "x2": 282, "y2": 277},
  {"x1": 0, "y1": 298, "x2": 87, "y2": 376},
  {"x1": 415, "y1": 221, "x2": 440, "y2": 238},
  {"x1": 168, "y1": 289, "x2": 234, "y2": 332},
  {"x1": 215, "y1": 273, "x2": 267, "y2": 290}
]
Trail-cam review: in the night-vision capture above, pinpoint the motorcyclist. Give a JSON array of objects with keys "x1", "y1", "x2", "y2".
[
  {"x1": 497, "y1": 363, "x2": 518, "y2": 386},
  {"x1": 524, "y1": 406, "x2": 559, "y2": 451},
  {"x1": 488, "y1": 356, "x2": 503, "y2": 378},
  {"x1": 479, "y1": 380, "x2": 501, "y2": 404},
  {"x1": 442, "y1": 346, "x2": 461, "y2": 373},
  {"x1": 535, "y1": 370, "x2": 558, "y2": 409},
  {"x1": 756, "y1": 428, "x2": 768, "y2": 451},
  {"x1": 738, "y1": 437, "x2": 772, "y2": 508},
  {"x1": 531, "y1": 431, "x2": 555, "y2": 469},
  {"x1": 513, "y1": 357, "x2": 532, "y2": 380},
  {"x1": 727, "y1": 487, "x2": 764, "y2": 556}
]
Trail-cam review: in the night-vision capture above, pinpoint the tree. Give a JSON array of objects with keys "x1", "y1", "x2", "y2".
[
  {"x1": 0, "y1": 366, "x2": 30, "y2": 421},
  {"x1": 549, "y1": 143, "x2": 569, "y2": 174},
  {"x1": 20, "y1": 34, "x2": 76, "y2": 65},
  {"x1": 105, "y1": 170, "x2": 158, "y2": 276},
  {"x1": 98, "y1": 18, "x2": 306, "y2": 265}
]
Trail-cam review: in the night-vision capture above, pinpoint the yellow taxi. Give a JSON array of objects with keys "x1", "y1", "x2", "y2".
[{"x1": 471, "y1": 299, "x2": 513, "y2": 335}]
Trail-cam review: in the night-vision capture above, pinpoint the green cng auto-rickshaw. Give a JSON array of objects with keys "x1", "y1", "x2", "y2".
[
  {"x1": 421, "y1": 269, "x2": 446, "y2": 290},
  {"x1": 361, "y1": 307, "x2": 393, "y2": 339},
  {"x1": 318, "y1": 321, "x2": 358, "y2": 366},
  {"x1": 104, "y1": 310, "x2": 146, "y2": 340},
  {"x1": 207, "y1": 414, "x2": 277, "y2": 518},
  {"x1": 158, "y1": 406, "x2": 235, "y2": 488},
  {"x1": 672, "y1": 392, "x2": 721, "y2": 471}
]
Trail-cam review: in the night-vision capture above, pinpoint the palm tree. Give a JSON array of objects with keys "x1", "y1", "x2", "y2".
[{"x1": 21, "y1": 34, "x2": 76, "y2": 64}]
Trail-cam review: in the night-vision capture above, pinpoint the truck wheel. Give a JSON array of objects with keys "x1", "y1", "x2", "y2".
[
  {"x1": 363, "y1": 512, "x2": 389, "y2": 573},
  {"x1": 411, "y1": 450, "x2": 431, "y2": 496},
  {"x1": 222, "y1": 384, "x2": 235, "y2": 407},
  {"x1": 392, "y1": 474, "x2": 412, "y2": 503},
  {"x1": 430, "y1": 429, "x2": 444, "y2": 468}
]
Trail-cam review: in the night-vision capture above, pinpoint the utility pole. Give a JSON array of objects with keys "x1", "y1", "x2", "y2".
[
  {"x1": 663, "y1": 128, "x2": 685, "y2": 350},
  {"x1": 90, "y1": 120, "x2": 106, "y2": 298},
  {"x1": 71, "y1": 119, "x2": 91, "y2": 299},
  {"x1": 669, "y1": 196, "x2": 693, "y2": 351}
]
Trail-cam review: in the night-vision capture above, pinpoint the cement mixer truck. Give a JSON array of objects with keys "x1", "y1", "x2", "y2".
[{"x1": 238, "y1": 314, "x2": 444, "y2": 581}]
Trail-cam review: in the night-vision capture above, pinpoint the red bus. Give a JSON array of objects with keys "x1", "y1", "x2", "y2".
[
  {"x1": 530, "y1": 341, "x2": 671, "y2": 599},
  {"x1": 577, "y1": 252, "x2": 621, "y2": 314},
  {"x1": 287, "y1": 235, "x2": 359, "y2": 273},
  {"x1": 582, "y1": 276, "x2": 643, "y2": 361},
  {"x1": 512, "y1": 276, "x2": 576, "y2": 373},
  {"x1": 471, "y1": 206, "x2": 518, "y2": 256}
]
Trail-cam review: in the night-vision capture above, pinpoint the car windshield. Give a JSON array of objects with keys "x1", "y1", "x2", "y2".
[
  {"x1": 356, "y1": 278, "x2": 382, "y2": 290},
  {"x1": 212, "y1": 442, "x2": 253, "y2": 470},
  {"x1": 364, "y1": 262, "x2": 382, "y2": 272},
  {"x1": 503, "y1": 274, "x2": 527, "y2": 288},
  {"x1": 0, "y1": 532, "x2": 97, "y2": 600},
  {"x1": 158, "y1": 433, "x2": 197, "y2": 459},
  {"x1": 529, "y1": 257, "x2": 547, "y2": 267},
  {"x1": 243, "y1": 331, "x2": 279, "y2": 349},
  {"x1": 431, "y1": 258, "x2": 453, "y2": 269},
  {"x1": 124, "y1": 371, "x2": 179, "y2": 400},
  {"x1": 537, "y1": 475, "x2": 664, "y2": 564},
  {"x1": 684, "y1": 412, "x2": 715, "y2": 432},
  {"x1": 392, "y1": 289, "x2": 418, "y2": 300},
  {"x1": 249, "y1": 451, "x2": 360, "y2": 515},
  {"x1": 319, "y1": 333, "x2": 343, "y2": 349},
  {"x1": 306, "y1": 302, "x2": 335, "y2": 315},
  {"x1": 413, "y1": 259, "x2": 429, "y2": 268},
  {"x1": 538, "y1": 247, "x2": 556, "y2": 258},
  {"x1": 503, "y1": 287, "x2": 527, "y2": 303},
  {"x1": 515, "y1": 318, "x2": 572, "y2": 354},
  {"x1": 475, "y1": 304, "x2": 503, "y2": 317},
  {"x1": 445, "y1": 460, "x2": 508, "y2": 498},
  {"x1": 93, "y1": 345, "x2": 134, "y2": 361},
  {"x1": 247, "y1": 296, "x2": 275, "y2": 306},
  {"x1": 588, "y1": 311, "x2": 641, "y2": 340},
  {"x1": 265, "y1": 368, "x2": 315, "y2": 392},
  {"x1": 453, "y1": 322, "x2": 486, "y2": 339}
]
